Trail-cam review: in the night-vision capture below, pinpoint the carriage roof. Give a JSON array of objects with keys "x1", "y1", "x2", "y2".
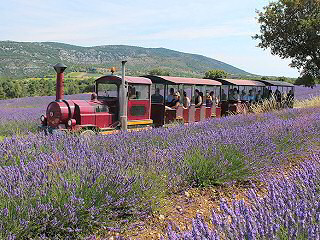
[
  {"x1": 95, "y1": 75, "x2": 152, "y2": 85},
  {"x1": 215, "y1": 79, "x2": 266, "y2": 86},
  {"x1": 144, "y1": 75, "x2": 222, "y2": 86},
  {"x1": 256, "y1": 80, "x2": 295, "y2": 87}
]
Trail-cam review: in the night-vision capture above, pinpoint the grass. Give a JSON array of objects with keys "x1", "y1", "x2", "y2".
[
  {"x1": 294, "y1": 96, "x2": 320, "y2": 108},
  {"x1": 250, "y1": 96, "x2": 293, "y2": 114},
  {"x1": 0, "y1": 121, "x2": 38, "y2": 137},
  {"x1": 185, "y1": 145, "x2": 253, "y2": 187}
]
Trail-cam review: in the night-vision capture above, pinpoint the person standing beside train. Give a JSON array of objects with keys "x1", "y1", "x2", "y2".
[{"x1": 151, "y1": 88, "x2": 164, "y2": 103}]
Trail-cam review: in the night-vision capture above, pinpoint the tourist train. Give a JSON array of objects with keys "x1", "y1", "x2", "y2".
[{"x1": 39, "y1": 62, "x2": 294, "y2": 134}]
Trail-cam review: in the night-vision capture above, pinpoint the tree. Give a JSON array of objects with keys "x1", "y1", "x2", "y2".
[
  {"x1": 0, "y1": 85, "x2": 5, "y2": 99},
  {"x1": 294, "y1": 72, "x2": 317, "y2": 87},
  {"x1": 204, "y1": 69, "x2": 228, "y2": 79},
  {"x1": 254, "y1": 0, "x2": 320, "y2": 77},
  {"x1": 276, "y1": 76, "x2": 287, "y2": 82},
  {"x1": 148, "y1": 68, "x2": 170, "y2": 76}
]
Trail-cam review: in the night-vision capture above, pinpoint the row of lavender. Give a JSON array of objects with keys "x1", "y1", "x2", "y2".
[
  {"x1": 293, "y1": 84, "x2": 320, "y2": 100},
  {"x1": 0, "y1": 106, "x2": 319, "y2": 239},
  {"x1": 167, "y1": 153, "x2": 320, "y2": 239}
]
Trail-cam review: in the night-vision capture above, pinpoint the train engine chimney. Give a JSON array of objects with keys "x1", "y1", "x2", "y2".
[{"x1": 54, "y1": 63, "x2": 67, "y2": 101}]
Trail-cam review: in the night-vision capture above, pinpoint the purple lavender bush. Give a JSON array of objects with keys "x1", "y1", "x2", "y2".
[
  {"x1": 0, "y1": 106, "x2": 319, "y2": 238},
  {"x1": 166, "y1": 153, "x2": 320, "y2": 239},
  {"x1": 294, "y1": 84, "x2": 320, "y2": 100}
]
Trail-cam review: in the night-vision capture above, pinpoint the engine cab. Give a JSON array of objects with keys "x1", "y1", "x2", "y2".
[{"x1": 95, "y1": 75, "x2": 153, "y2": 131}]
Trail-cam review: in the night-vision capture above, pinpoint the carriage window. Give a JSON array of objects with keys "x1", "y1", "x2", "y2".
[
  {"x1": 97, "y1": 83, "x2": 118, "y2": 98},
  {"x1": 215, "y1": 86, "x2": 221, "y2": 102},
  {"x1": 128, "y1": 84, "x2": 149, "y2": 100},
  {"x1": 221, "y1": 86, "x2": 229, "y2": 101}
]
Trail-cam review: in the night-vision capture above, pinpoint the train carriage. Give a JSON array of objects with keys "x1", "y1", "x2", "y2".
[
  {"x1": 214, "y1": 79, "x2": 266, "y2": 116},
  {"x1": 144, "y1": 75, "x2": 222, "y2": 126}
]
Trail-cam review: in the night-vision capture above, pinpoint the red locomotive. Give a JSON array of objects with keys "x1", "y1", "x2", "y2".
[{"x1": 40, "y1": 62, "x2": 153, "y2": 134}]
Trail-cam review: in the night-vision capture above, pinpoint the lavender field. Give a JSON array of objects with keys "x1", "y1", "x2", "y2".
[
  {"x1": 294, "y1": 84, "x2": 320, "y2": 100},
  {"x1": 0, "y1": 89, "x2": 319, "y2": 239}
]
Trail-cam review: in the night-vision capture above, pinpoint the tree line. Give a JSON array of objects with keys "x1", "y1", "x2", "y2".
[
  {"x1": 0, "y1": 68, "x2": 319, "y2": 100},
  {"x1": 0, "y1": 78, "x2": 95, "y2": 100}
]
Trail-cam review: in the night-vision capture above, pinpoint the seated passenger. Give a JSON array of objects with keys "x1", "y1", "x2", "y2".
[
  {"x1": 209, "y1": 91, "x2": 218, "y2": 105},
  {"x1": 205, "y1": 92, "x2": 213, "y2": 107},
  {"x1": 255, "y1": 90, "x2": 262, "y2": 102},
  {"x1": 286, "y1": 89, "x2": 294, "y2": 108},
  {"x1": 221, "y1": 89, "x2": 227, "y2": 101},
  {"x1": 183, "y1": 91, "x2": 191, "y2": 108},
  {"x1": 165, "y1": 92, "x2": 180, "y2": 110},
  {"x1": 166, "y1": 88, "x2": 175, "y2": 104},
  {"x1": 234, "y1": 89, "x2": 240, "y2": 101},
  {"x1": 248, "y1": 90, "x2": 255, "y2": 103},
  {"x1": 275, "y1": 89, "x2": 282, "y2": 102},
  {"x1": 195, "y1": 89, "x2": 203, "y2": 108},
  {"x1": 240, "y1": 90, "x2": 248, "y2": 101},
  {"x1": 91, "y1": 92, "x2": 98, "y2": 102},
  {"x1": 228, "y1": 89, "x2": 235, "y2": 100},
  {"x1": 136, "y1": 91, "x2": 141, "y2": 99},
  {"x1": 151, "y1": 88, "x2": 164, "y2": 103},
  {"x1": 128, "y1": 86, "x2": 136, "y2": 99}
]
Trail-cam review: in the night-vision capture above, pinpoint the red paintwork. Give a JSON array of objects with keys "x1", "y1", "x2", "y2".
[
  {"x1": 46, "y1": 99, "x2": 114, "y2": 130},
  {"x1": 46, "y1": 100, "x2": 75, "y2": 128},
  {"x1": 95, "y1": 113, "x2": 114, "y2": 128},
  {"x1": 216, "y1": 107, "x2": 221, "y2": 118},
  {"x1": 183, "y1": 108, "x2": 189, "y2": 123},
  {"x1": 56, "y1": 73, "x2": 65, "y2": 101},
  {"x1": 205, "y1": 107, "x2": 212, "y2": 118},
  {"x1": 195, "y1": 108, "x2": 201, "y2": 122},
  {"x1": 127, "y1": 100, "x2": 150, "y2": 121}
]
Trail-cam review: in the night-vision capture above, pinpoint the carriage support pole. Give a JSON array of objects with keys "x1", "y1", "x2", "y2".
[{"x1": 120, "y1": 60, "x2": 128, "y2": 130}]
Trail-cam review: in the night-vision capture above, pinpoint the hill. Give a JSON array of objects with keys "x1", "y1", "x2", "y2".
[{"x1": 0, "y1": 41, "x2": 251, "y2": 78}]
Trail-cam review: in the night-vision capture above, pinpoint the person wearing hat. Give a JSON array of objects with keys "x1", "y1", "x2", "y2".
[
  {"x1": 91, "y1": 92, "x2": 98, "y2": 102},
  {"x1": 165, "y1": 91, "x2": 180, "y2": 110}
]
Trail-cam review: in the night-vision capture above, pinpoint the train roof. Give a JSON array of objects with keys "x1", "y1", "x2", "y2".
[
  {"x1": 143, "y1": 75, "x2": 222, "y2": 86},
  {"x1": 216, "y1": 79, "x2": 266, "y2": 86},
  {"x1": 95, "y1": 75, "x2": 152, "y2": 85},
  {"x1": 256, "y1": 80, "x2": 295, "y2": 87}
]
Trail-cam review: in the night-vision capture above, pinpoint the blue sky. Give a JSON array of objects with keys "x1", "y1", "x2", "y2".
[{"x1": 0, "y1": 0, "x2": 300, "y2": 77}]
